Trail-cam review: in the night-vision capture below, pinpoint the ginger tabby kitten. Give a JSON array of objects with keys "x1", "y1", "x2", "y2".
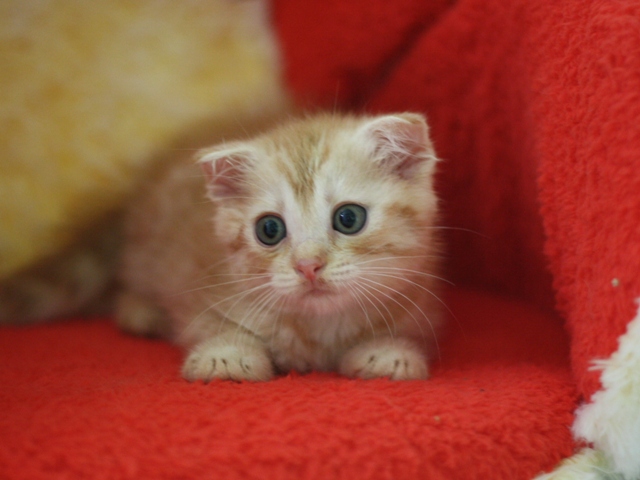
[{"x1": 116, "y1": 113, "x2": 442, "y2": 382}]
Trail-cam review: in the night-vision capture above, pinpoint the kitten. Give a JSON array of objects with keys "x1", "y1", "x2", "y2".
[
  {"x1": 116, "y1": 113, "x2": 442, "y2": 381},
  {"x1": 0, "y1": 215, "x2": 121, "y2": 324}
]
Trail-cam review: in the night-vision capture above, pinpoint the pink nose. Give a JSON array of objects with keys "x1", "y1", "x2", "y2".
[{"x1": 295, "y1": 259, "x2": 324, "y2": 282}]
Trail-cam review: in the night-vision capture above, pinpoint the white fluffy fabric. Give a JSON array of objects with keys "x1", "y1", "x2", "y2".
[
  {"x1": 535, "y1": 300, "x2": 640, "y2": 480},
  {"x1": 533, "y1": 447, "x2": 622, "y2": 480},
  {"x1": 573, "y1": 300, "x2": 640, "y2": 479}
]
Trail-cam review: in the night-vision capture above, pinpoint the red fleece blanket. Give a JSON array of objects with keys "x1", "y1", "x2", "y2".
[
  {"x1": 3, "y1": 1, "x2": 640, "y2": 478},
  {"x1": 0, "y1": 290, "x2": 575, "y2": 479},
  {"x1": 274, "y1": 0, "x2": 640, "y2": 400}
]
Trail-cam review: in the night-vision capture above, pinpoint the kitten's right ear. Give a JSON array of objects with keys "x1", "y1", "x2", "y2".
[
  {"x1": 357, "y1": 113, "x2": 438, "y2": 180},
  {"x1": 197, "y1": 145, "x2": 257, "y2": 199}
]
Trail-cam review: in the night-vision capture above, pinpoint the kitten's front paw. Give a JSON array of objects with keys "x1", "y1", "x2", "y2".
[
  {"x1": 339, "y1": 338, "x2": 428, "y2": 380},
  {"x1": 182, "y1": 340, "x2": 274, "y2": 382}
]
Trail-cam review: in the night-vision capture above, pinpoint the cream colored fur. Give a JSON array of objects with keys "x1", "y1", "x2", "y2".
[
  {"x1": 117, "y1": 113, "x2": 442, "y2": 382},
  {"x1": 0, "y1": 0, "x2": 285, "y2": 280}
]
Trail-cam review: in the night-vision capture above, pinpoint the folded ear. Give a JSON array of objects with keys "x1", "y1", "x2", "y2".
[
  {"x1": 357, "y1": 113, "x2": 438, "y2": 179},
  {"x1": 197, "y1": 144, "x2": 258, "y2": 199}
]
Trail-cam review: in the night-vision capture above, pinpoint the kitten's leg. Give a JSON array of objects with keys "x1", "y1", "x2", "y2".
[
  {"x1": 115, "y1": 291, "x2": 172, "y2": 338},
  {"x1": 338, "y1": 337, "x2": 428, "y2": 380},
  {"x1": 182, "y1": 330, "x2": 274, "y2": 382}
]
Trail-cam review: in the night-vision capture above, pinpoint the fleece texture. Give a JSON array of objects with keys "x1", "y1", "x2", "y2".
[
  {"x1": 274, "y1": 0, "x2": 640, "y2": 475},
  {"x1": 3, "y1": 0, "x2": 640, "y2": 478},
  {"x1": 0, "y1": 289, "x2": 575, "y2": 480},
  {"x1": 274, "y1": 0, "x2": 640, "y2": 401}
]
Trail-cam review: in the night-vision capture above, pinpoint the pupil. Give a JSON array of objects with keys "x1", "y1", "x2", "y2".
[
  {"x1": 340, "y1": 209, "x2": 356, "y2": 228},
  {"x1": 263, "y1": 220, "x2": 279, "y2": 238}
]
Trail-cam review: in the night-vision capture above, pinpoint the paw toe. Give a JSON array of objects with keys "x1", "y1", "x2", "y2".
[
  {"x1": 339, "y1": 339, "x2": 428, "y2": 381},
  {"x1": 182, "y1": 343, "x2": 273, "y2": 382}
]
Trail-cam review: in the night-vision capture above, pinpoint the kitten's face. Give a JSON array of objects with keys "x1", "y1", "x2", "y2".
[{"x1": 199, "y1": 114, "x2": 439, "y2": 318}]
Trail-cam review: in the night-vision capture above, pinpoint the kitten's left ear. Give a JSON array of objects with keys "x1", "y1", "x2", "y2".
[
  {"x1": 196, "y1": 144, "x2": 258, "y2": 200},
  {"x1": 358, "y1": 113, "x2": 438, "y2": 179}
]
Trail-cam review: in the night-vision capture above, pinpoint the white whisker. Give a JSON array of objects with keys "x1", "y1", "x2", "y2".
[
  {"x1": 194, "y1": 272, "x2": 272, "y2": 284},
  {"x1": 356, "y1": 282, "x2": 396, "y2": 336},
  {"x1": 268, "y1": 296, "x2": 287, "y2": 355},
  {"x1": 229, "y1": 288, "x2": 278, "y2": 345},
  {"x1": 202, "y1": 256, "x2": 235, "y2": 273},
  {"x1": 344, "y1": 284, "x2": 376, "y2": 339},
  {"x1": 362, "y1": 266, "x2": 453, "y2": 285},
  {"x1": 227, "y1": 288, "x2": 273, "y2": 330},
  {"x1": 358, "y1": 277, "x2": 440, "y2": 362},
  {"x1": 361, "y1": 271, "x2": 459, "y2": 326},
  {"x1": 415, "y1": 225, "x2": 490, "y2": 238},
  {"x1": 172, "y1": 275, "x2": 271, "y2": 297},
  {"x1": 350, "y1": 282, "x2": 394, "y2": 339},
  {"x1": 352, "y1": 254, "x2": 438, "y2": 267},
  {"x1": 178, "y1": 282, "x2": 271, "y2": 344}
]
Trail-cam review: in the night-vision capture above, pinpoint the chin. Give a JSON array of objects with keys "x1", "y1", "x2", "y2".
[{"x1": 293, "y1": 289, "x2": 352, "y2": 317}]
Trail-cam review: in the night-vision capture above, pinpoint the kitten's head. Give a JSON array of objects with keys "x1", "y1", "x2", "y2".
[{"x1": 197, "y1": 113, "x2": 440, "y2": 317}]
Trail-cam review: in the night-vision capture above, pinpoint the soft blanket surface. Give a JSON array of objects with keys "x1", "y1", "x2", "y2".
[
  {"x1": 275, "y1": 0, "x2": 640, "y2": 401},
  {"x1": 5, "y1": 0, "x2": 640, "y2": 477},
  {"x1": 0, "y1": 289, "x2": 574, "y2": 479}
]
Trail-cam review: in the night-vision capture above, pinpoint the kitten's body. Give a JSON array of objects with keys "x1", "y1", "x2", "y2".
[{"x1": 117, "y1": 113, "x2": 442, "y2": 381}]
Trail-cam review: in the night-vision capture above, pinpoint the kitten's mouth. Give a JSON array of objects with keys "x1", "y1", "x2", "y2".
[
  {"x1": 299, "y1": 279, "x2": 337, "y2": 297},
  {"x1": 304, "y1": 285, "x2": 332, "y2": 296},
  {"x1": 292, "y1": 283, "x2": 350, "y2": 315},
  {"x1": 309, "y1": 290, "x2": 332, "y2": 299}
]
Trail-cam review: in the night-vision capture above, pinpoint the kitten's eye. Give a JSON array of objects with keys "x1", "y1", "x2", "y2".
[
  {"x1": 333, "y1": 204, "x2": 367, "y2": 235},
  {"x1": 255, "y1": 215, "x2": 287, "y2": 246}
]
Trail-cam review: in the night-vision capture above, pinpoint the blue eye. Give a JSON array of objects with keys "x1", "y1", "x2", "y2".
[
  {"x1": 255, "y1": 215, "x2": 286, "y2": 246},
  {"x1": 333, "y1": 204, "x2": 367, "y2": 235}
]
